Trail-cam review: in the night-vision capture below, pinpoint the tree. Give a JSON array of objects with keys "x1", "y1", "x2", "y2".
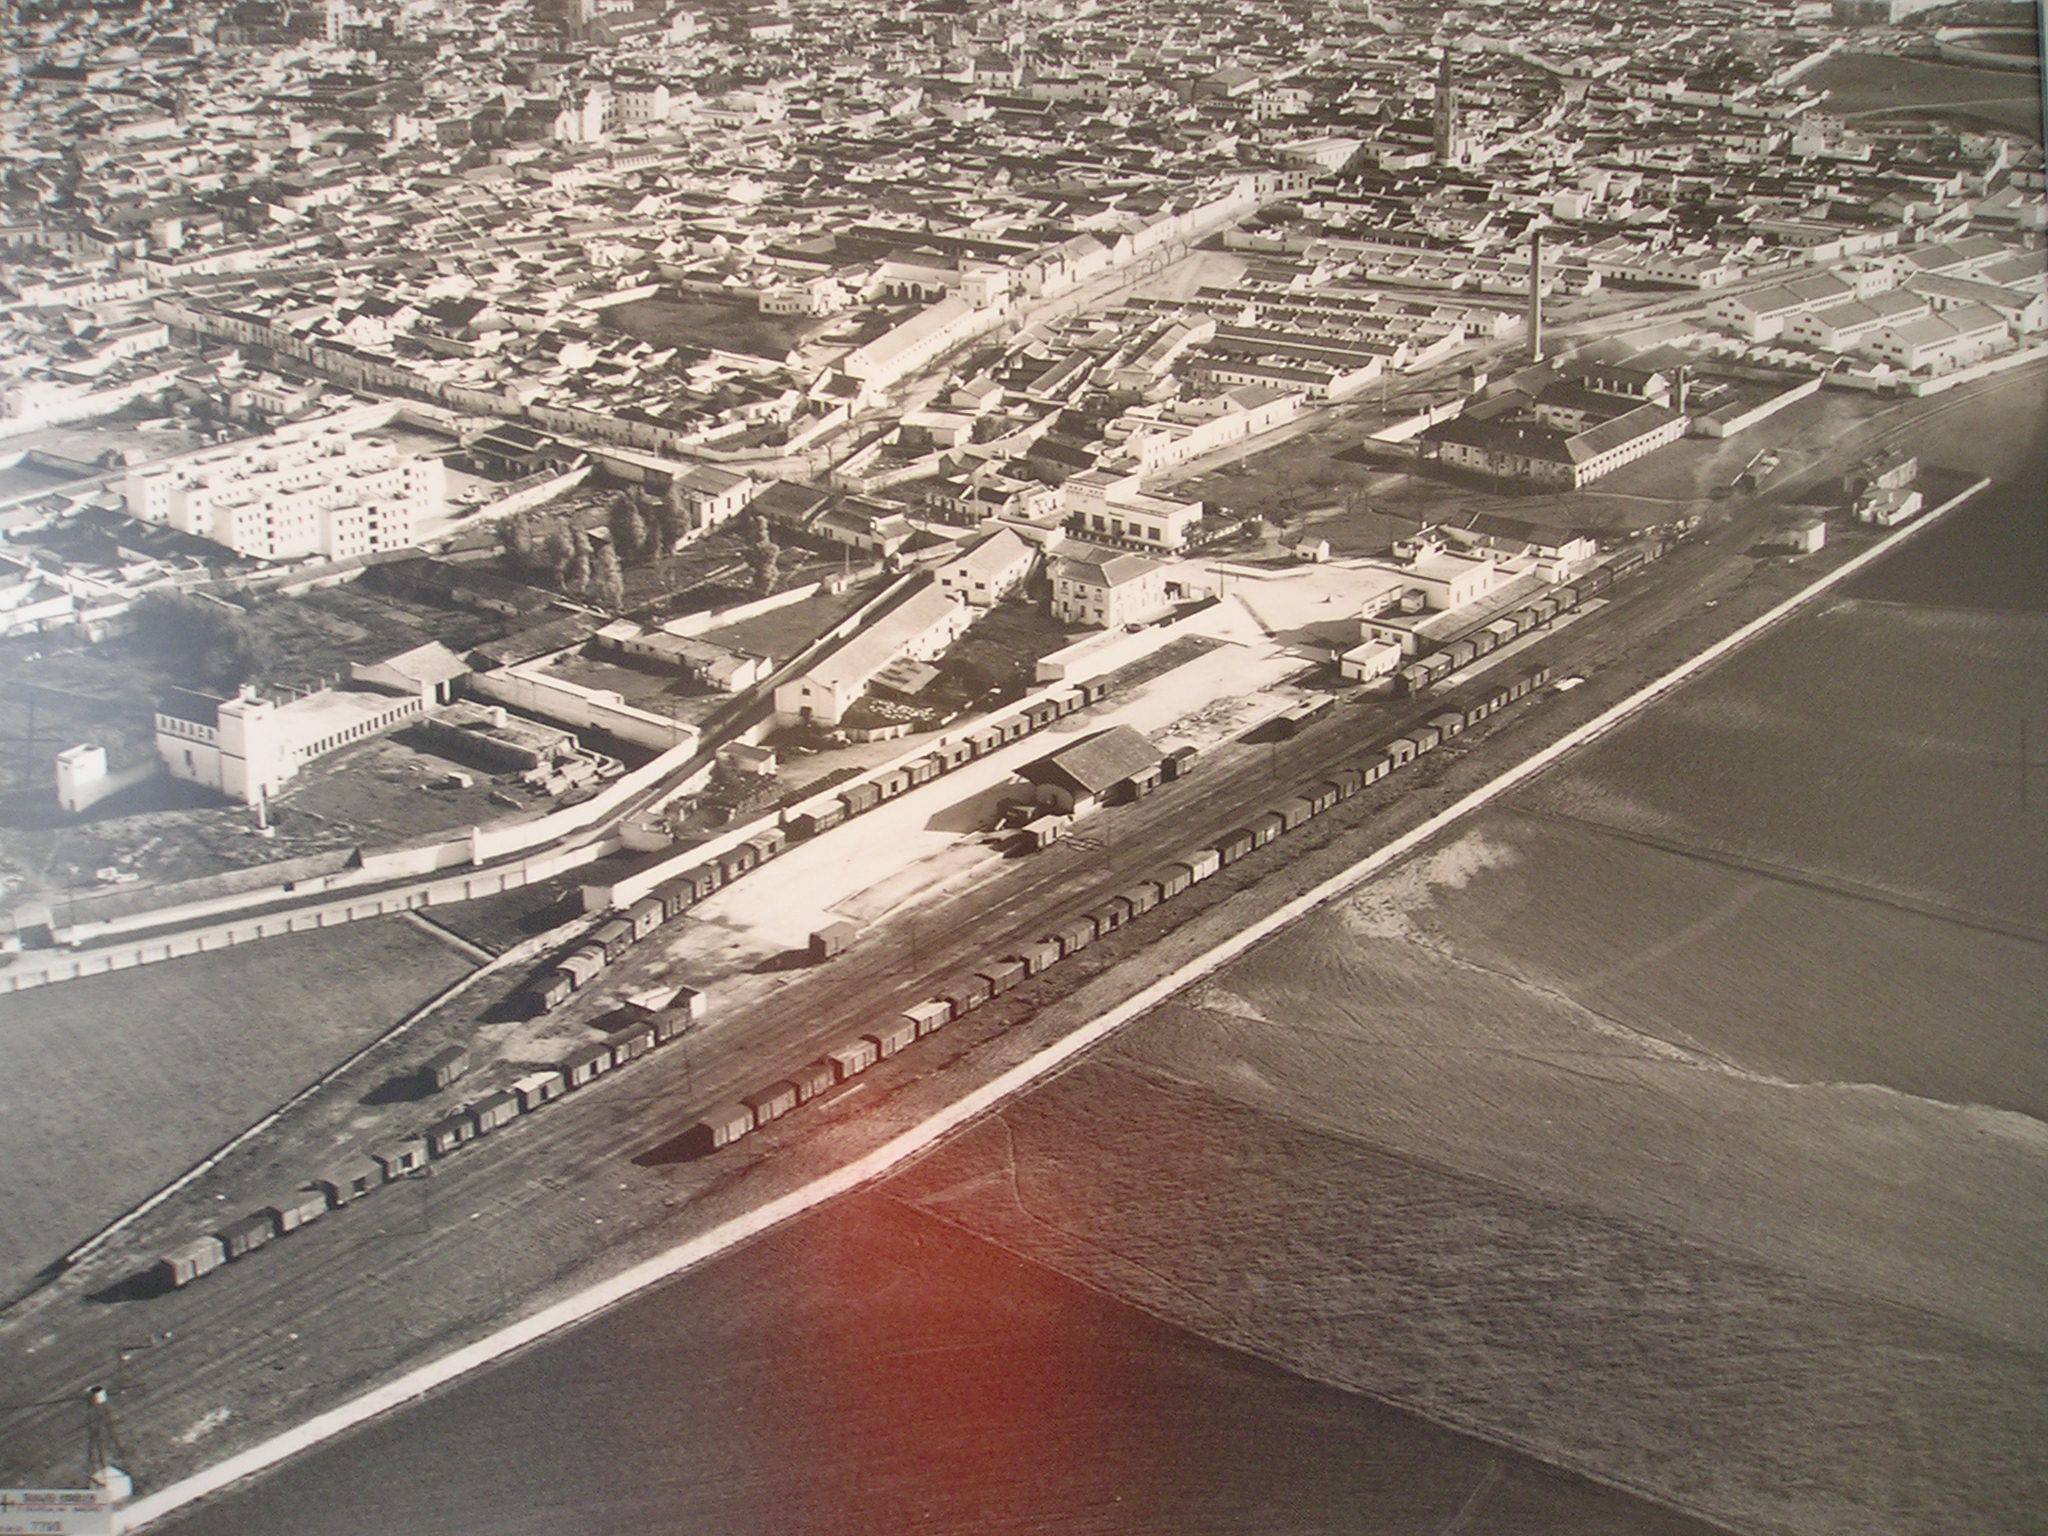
[
  {"x1": 655, "y1": 473, "x2": 692, "y2": 552},
  {"x1": 589, "y1": 542, "x2": 625, "y2": 610},
  {"x1": 132, "y1": 591, "x2": 271, "y2": 690},
  {"x1": 564, "y1": 529, "x2": 594, "y2": 594},
  {"x1": 607, "y1": 496, "x2": 648, "y2": 564},
  {"x1": 741, "y1": 513, "x2": 780, "y2": 598}
]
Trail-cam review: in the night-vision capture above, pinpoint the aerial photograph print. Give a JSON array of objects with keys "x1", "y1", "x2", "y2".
[{"x1": 0, "y1": 0, "x2": 2043, "y2": 1532}]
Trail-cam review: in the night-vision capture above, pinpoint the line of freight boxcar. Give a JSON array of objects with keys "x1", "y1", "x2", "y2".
[
  {"x1": 150, "y1": 992, "x2": 708, "y2": 1292},
  {"x1": 680, "y1": 661, "x2": 1555, "y2": 1159},
  {"x1": 1394, "y1": 555, "x2": 1639, "y2": 697},
  {"x1": 521, "y1": 678, "x2": 1115, "y2": 1016}
]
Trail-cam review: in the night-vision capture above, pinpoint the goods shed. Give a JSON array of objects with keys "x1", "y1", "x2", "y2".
[{"x1": 1017, "y1": 726, "x2": 1166, "y2": 818}]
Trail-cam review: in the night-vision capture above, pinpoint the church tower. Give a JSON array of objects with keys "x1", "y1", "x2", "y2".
[{"x1": 1433, "y1": 46, "x2": 1464, "y2": 165}]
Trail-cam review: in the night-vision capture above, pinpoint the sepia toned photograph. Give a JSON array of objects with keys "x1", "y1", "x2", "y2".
[{"x1": 0, "y1": 0, "x2": 2043, "y2": 1531}]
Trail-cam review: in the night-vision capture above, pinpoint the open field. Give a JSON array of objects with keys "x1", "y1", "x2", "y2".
[
  {"x1": 874, "y1": 465, "x2": 2048, "y2": 1535},
  {"x1": 1805, "y1": 50, "x2": 2043, "y2": 136},
  {"x1": 695, "y1": 579, "x2": 879, "y2": 662},
  {"x1": 157, "y1": 1192, "x2": 1721, "y2": 1536},
  {"x1": 1517, "y1": 597, "x2": 2048, "y2": 929},
  {"x1": 0, "y1": 917, "x2": 477, "y2": 1297},
  {"x1": 603, "y1": 293, "x2": 821, "y2": 361}
]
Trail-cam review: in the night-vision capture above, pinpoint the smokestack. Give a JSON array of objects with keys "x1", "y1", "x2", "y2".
[{"x1": 1526, "y1": 229, "x2": 1544, "y2": 362}]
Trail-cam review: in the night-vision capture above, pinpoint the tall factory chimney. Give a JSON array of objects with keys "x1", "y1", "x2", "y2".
[{"x1": 1526, "y1": 229, "x2": 1544, "y2": 362}]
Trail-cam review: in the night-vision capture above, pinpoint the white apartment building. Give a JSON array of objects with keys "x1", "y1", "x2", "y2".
[
  {"x1": 123, "y1": 420, "x2": 441, "y2": 561},
  {"x1": 1049, "y1": 552, "x2": 1171, "y2": 629}
]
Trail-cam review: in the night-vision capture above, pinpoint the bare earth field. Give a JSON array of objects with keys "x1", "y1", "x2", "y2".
[
  {"x1": 1805, "y1": 51, "x2": 2043, "y2": 137},
  {"x1": 0, "y1": 917, "x2": 477, "y2": 1297},
  {"x1": 157, "y1": 1193, "x2": 1720, "y2": 1536},
  {"x1": 880, "y1": 489, "x2": 2048, "y2": 1535}
]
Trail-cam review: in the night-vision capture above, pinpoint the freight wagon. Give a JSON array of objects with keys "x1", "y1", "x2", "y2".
[
  {"x1": 787, "y1": 1059, "x2": 838, "y2": 1103},
  {"x1": 1053, "y1": 916, "x2": 1097, "y2": 956},
  {"x1": 559, "y1": 1039, "x2": 613, "y2": 1089},
  {"x1": 627, "y1": 895, "x2": 666, "y2": 940},
  {"x1": 688, "y1": 1102, "x2": 755, "y2": 1154},
  {"x1": 426, "y1": 1112, "x2": 475, "y2": 1157},
  {"x1": 513, "y1": 1070, "x2": 567, "y2": 1112},
  {"x1": 372, "y1": 1139, "x2": 426, "y2": 1180},
  {"x1": 218, "y1": 1212, "x2": 274, "y2": 1260},
  {"x1": 979, "y1": 957, "x2": 1029, "y2": 995},
  {"x1": 827, "y1": 1036, "x2": 879, "y2": 1079},
  {"x1": 156, "y1": 1235, "x2": 227, "y2": 1289},
  {"x1": 266, "y1": 1189, "x2": 328, "y2": 1235},
  {"x1": 593, "y1": 919, "x2": 635, "y2": 962},
  {"x1": 420, "y1": 1045, "x2": 470, "y2": 1092},
  {"x1": 743, "y1": 1081, "x2": 798, "y2": 1125},
  {"x1": 1215, "y1": 827, "x2": 1255, "y2": 864},
  {"x1": 470, "y1": 1091, "x2": 521, "y2": 1136},
  {"x1": 1015, "y1": 939, "x2": 1062, "y2": 976},
  {"x1": 866, "y1": 1017, "x2": 918, "y2": 1058},
  {"x1": 905, "y1": 999, "x2": 953, "y2": 1036}
]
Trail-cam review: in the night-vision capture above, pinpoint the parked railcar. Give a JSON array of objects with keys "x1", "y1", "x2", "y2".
[
  {"x1": 1155, "y1": 863, "x2": 1193, "y2": 901},
  {"x1": 266, "y1": 1189, "x2": 328, "y2": 1235},
  {"x1": 559, "y1": 1039, "x2": 613, "y2": 1089},
  {"x1": 866, "y1": 1017, "x2": 919, "y2": 1058},
  {"x1": 787, "y1": 1059, "x2": 838, "y2": 1104},
  {"x1": 1184, "y1": 847, "x2": 1223, "y2": 882},
  {"x1": 688, "y1": 1102, "x2": 755, "y2": 1153},
  {"x1": 513, "y1": 1071, "x2": 567, "y2": 1112},
  {"x1": 743, "y1": 1082, "x2": 799, "y2": 1126},
  {"x1": 593, "y1": 919, "x2": 635, "y2": 962},
  {"x1": 156, "y1": 1235, "x2": 227, "y2": 1290},
  {"x1": 529, "y1": 969, "x2": 575, "y2": 1014},
  {"x1": 826, "y1": 1036, "x2": 879, "y2": 1080},
  {"x1": 562, "y1": 945, "x2": 608, "y2": 986},
  {"x1": 219, "y1": 1212, "x2": 274, "y2": 1260},
  {"x1": 1052, "y1": 916, "x2": 1098, "y2": 956},
  {"x1": 905, "y1": 999, "x2": 954, "y2": 1037},
  {"x1": 605, "y1": 1018, "x2": 657, "y2": 1066},
  {"x1": 1430, "y1": 711, "x2": 1465, "y2": 741},
  {"x1": 656, "y1": 879, "x2": 694, "y2": 920},
  {"x1": 627, "y1": 895, "x2": 666, "y2": 940},
  {"x1": 791, "y1": 803, "x2": 845, "y2": 837},
  {"x1": 1305, "y1": 781, "x2": 1340, "y2": 815},
  {"x1": 1215, "y1": 827, "x2": 1256, "y2": 864},
  {"x1": 471, "y1": 1090, "x2": 521, "y2": 1136},
  {"x1": 979, "y1": 958, "x2": 1029, "y2": 995},
  {"x1": 943, "y1": 974, "x2": 995, "y2": 1015},
  {"x1": 426, "y1": 1112, "x2": 475, "y2": 1158},
  {"x1": 372, "y1": 1139, "x2": 427, "y2": 1181},
  {"x1": 1121, "y1": 882, "x2": 1161, "y2": 918},
  {"x1": 316, "y1": 1156, "x2": 381, "y2": 1208}
]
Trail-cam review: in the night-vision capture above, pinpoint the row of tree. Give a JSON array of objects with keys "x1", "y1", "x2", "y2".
[
  {"x1": 132, "y1": 591, "x2": 273, "y2": 690},
  {"x1": 496, "y1": 482, "x2": 783, "y2": 612}
]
